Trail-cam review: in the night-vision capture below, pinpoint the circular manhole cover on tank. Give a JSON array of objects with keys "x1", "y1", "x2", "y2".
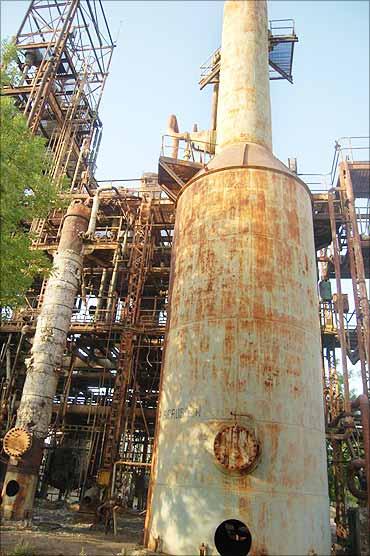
[{"x1": 214, "y1": 423, "x2": 260, "y2": 473}]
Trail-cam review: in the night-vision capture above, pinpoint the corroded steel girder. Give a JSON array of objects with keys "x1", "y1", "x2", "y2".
[
  {"x1": 24, "y1": 0, "x2": 79, "y2": 135},
  {"x1": 2, "y1": 0, "x2": 114, "y2": 191},
  {"x1": 339, "y1": 163, "x2": 369, "y2": 394}
]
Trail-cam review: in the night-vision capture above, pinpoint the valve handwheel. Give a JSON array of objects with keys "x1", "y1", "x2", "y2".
[{"x1": 3, "y1": 427, "x2": 32, "y2": 458}]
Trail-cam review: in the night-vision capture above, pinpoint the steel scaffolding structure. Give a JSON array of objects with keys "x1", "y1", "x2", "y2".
[
  {"x1": 2, "y1": 0, "x2": 114, "y2": 192},
  {"x1": 0, "y1": 181, "x2": 175, "y2": 504},
  {"x1": 0, "y1": 0, "x2": 368, "y2": 551},
  {"x1": 307, "y1": 138, "x2": 370, "y2": 547}
]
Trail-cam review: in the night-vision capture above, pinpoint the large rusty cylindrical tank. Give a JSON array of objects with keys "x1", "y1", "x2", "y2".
[
  {"x1": 146, "y1": 151, "x2": 330, "y2": 555},
  {"x1": 145, "y1": 1, "x2": 330, "y2": 554}
]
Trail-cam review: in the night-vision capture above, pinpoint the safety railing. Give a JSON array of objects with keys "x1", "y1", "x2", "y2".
[
  {"x1": 319, "y1": 299, "x2": 363, "y2": 338},
  {"x1": 199, "y1": 19, "x2": 296, "y2": 85},
  {"x1": 334, "y1": 136, "x2": 370, "y2": 167},
  {"x1": 52, "y1": 390, "x2": 159, "y2": 410},
  {"x1": 299, "y1": 173, "x2": 333, "y2": 193},
  {"x1": 30, "y1": 185, "x2": 174, "y2": 247},
  {"x1": 301, "y1": 137, "x2": 370, "y2": 193},
  {"x1": 356, "y1": 206, "x2": 370, "y2": 237},
  {"x1": 199, "y1": 47, "x2": 220, "y2": 85},
  {"x1": 0, "y1": 295, "x2": 168, "y2": 331},
  {"x1": 95, "y1": 179, "x2": 172, "y2": 201},
  {"x1": 160, "y1": 134, "x2": 215, "y2": 165},
  {"x1": 53, "y1": 393, "x2": 113, "y2": 407},
  {"x1": 69, "y1": 296, "x2": 168, "y2": 328},
  {"x1": 298, "y1": 136, "x2": 370, "y2": 192}
]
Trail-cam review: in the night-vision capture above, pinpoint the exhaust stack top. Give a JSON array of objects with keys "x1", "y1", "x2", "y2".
[{"x1": 216, "y1": 0, "x2": 272, "y2": 153}]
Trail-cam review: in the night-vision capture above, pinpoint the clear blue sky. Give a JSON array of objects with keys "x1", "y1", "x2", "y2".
[{"x1": 1, "y1": 1, "x2": 369, "y2": 180}]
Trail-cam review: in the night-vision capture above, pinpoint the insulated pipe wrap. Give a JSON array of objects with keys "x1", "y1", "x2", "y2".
[{"x1": 15, "y1": 204, "x2": 90, "y2": 439}]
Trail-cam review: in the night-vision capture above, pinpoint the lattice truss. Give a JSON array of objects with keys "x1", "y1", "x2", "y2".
[{"x1": 3, "y1": 0, "x2": 114, "y2": 190}]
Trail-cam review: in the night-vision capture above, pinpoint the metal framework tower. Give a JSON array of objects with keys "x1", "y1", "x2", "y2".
[
  {"x1": 2, "y1": 0, "x2": 114, "y2": 191},
  {"x1": 311, "y1": 139, "x2": 370, "y2": 549}
]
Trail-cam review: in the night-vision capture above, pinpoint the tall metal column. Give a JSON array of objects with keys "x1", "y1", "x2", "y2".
[
  {"x1": 339, "y1": 162, "x2": 369, "y2": 392},
  {"x1": 1, "y1": 201, "x2": 90, "y2": 519},
  {"x1": 146, "y1": 2, "x2": 330, "y2": 554}
]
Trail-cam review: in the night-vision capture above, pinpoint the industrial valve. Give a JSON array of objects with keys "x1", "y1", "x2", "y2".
[{"x1": 3, "y1": 427, "x2": 32, "y2": 459}]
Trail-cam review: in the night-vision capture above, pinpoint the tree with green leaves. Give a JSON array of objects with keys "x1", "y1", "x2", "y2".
[{"x1": 0, "y1": 41, "x2": 64, "y2": 308}]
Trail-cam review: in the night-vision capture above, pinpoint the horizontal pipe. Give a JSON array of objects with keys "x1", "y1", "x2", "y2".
[{"x1": 351, "y1": 395, "x2": 370, "y2": 526}]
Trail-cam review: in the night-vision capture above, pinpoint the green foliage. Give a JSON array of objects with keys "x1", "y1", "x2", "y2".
[
  {"x1": 336, "y1": 366, "x2": 360, "y2": 400},
  {"x1": 6, "y1": 543, "x2": 37, "y2": 556},
  {"x1": 0, "y1": 40, "x2": 19, "y2": 87},
  {"x1": 0, "y1": 41, "x2": 64, "y2": 308}
]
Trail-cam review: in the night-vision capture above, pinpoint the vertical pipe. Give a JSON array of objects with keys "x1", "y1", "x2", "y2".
[
  {"x1": 1, "y1": 200, "x2": 90, "y2": 520},
  {"x1": 328, "y1": 189, "x2": 351, "y2": 411},
  {"x1": 168, "y1": 115, "x2": 180, "y2": 159},
  {"x1": 351, "y1": 395, "x2": 370, "y2": 532},
  {"x1": 96, "y1": 268, "x2": 108, "y2": 321},
  {"x1": 106, "y1": 227, "x2": 128, "y2": 320},
  {"x1": 346, "y1": 231, "x2": 369, "y2": 396},
  {"x1": 6, "y1": 350, "x2": 11, "y2": 382},
  {"x1": 210, "y1": 82, "x2": 219, "y2": 132}
]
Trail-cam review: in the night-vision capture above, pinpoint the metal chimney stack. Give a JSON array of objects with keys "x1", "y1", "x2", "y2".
[
  {"x1": 146, "y1": 1, "x2": 331, "y2": 554},
  {"x1": 216, "y1": 0, "x2": 272, "y2": 152}
]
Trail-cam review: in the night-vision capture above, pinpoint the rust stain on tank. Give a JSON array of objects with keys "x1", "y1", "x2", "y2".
[
  {"x1": 269, "y1": 423, "x2": 282, "y2": 462},
  {"x1": 263, "y1": 364, "x2": 280, "y2": 390},
  {"x1": 287, "y1": 208, "x2": 300, "y2": 242},
  {"x1": 304, "y1": 254, "x2": 309, "y2": 273},
  {"x1": 251, "y1": 545, "x2": 269, "y2": 556},
  {"x1": 238, "y1": 496, "x2": 250, "y2": 513}
]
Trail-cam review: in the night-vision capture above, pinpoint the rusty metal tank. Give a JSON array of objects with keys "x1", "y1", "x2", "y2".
[
  {"x1": 145, "y1": 149, "x2": 330, "y2": 555},
  {"x1": 145, "y1": 1, "x2": 330, "y2": 554}
]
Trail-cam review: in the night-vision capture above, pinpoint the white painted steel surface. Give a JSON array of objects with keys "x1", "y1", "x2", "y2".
[
  {"x1": 146, "y1": 166, "x2": 331, "y2": 555},
  {"x1": 216, "y1": 0, "x2": 272, "y2": 152}
]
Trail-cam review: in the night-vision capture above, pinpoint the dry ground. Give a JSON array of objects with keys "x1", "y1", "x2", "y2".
[{"x1": 0, "y1": 500, "x2": 154, "y2": 556}]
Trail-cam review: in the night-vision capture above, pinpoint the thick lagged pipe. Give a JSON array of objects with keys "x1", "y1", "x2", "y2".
[{"x1": 1, "y1": 201, "x2": 90, "y2": 520}]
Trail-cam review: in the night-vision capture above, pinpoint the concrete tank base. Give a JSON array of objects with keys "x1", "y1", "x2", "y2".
[{"x1": 145, "y1": 147, "x2": 331, "y2": 556}]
